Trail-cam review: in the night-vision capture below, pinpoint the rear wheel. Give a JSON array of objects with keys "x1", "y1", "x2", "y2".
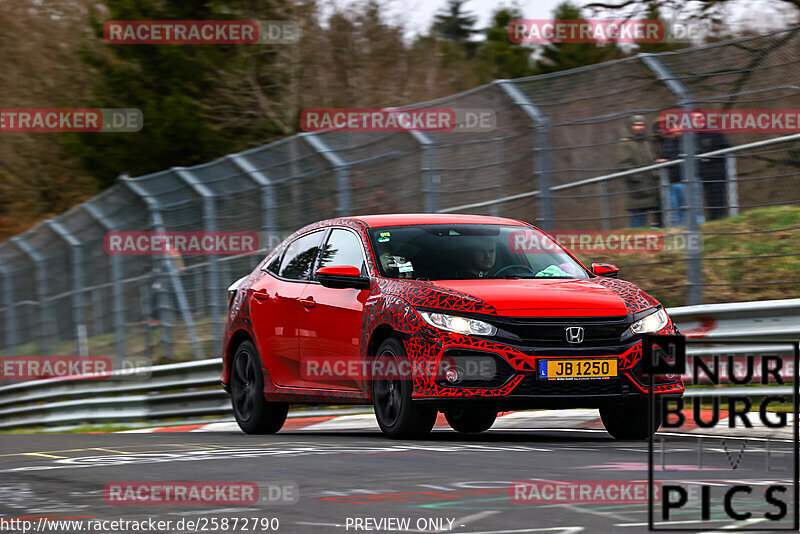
[
  {"x1": 230, "y1": 340, "x2": 288, "y2": 435},
  {"x1": 371, "y1": 338, "x2": 437, "y2": 439},
  {"x1": 600, "y1": 399, "x2": 661, "y2": 440},
  {"x1": 445, "y1": 408, "x2": 497, "y2": 433}
]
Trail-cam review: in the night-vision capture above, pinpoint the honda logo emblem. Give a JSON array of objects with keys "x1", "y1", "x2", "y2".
[{"x1": 565, "y1": 326, "x2": 584, "y2": 344}]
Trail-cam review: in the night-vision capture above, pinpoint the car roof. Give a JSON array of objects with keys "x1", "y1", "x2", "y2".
[{"x1": 346, "y1": 213, "x2": 530, "y2": 228}]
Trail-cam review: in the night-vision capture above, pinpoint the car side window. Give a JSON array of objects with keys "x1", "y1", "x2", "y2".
[
  {"x1": 318, "y1": 229, "x2": 366, "y2": 274},
  {"x1": 278, "y1": 231, "x2": 324, "y2": 281}
]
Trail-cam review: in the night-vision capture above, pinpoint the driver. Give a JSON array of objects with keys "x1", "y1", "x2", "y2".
[
  {"x1": 459, "y1": 237, "x2": 496, "y2": 278},
  {"x1": 379, "y1": 252, "x2": 413, "y2": 279}
]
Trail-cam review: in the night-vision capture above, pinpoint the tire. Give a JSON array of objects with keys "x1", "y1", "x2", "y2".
[
  {"x1": 444, "y1": 408, "x2": 497, "y2": 433},
  {"x1": 230, "y1": 340, "x2": 289, "y2": 435},
  {"x1": 600, "y1": 399, "x2": 661, "y2": 440},
  {"x1": 371, "y1": 337, "x2": 437, "y2": 439}
]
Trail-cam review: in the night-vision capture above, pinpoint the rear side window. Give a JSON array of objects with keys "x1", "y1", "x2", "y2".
[
  {"x1": 278, "y1": 231, "x2": 324, "y2": 281},
  {"x1": 318, "y1": 229, "x2": 366, "y2": 274}
]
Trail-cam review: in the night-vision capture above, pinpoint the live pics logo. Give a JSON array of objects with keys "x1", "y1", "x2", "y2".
[{"x1": 645, "y1": 335, "x2": 800, "y2": 531}]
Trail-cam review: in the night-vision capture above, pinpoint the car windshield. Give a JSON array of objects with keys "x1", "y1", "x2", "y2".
[{"x1": 369, "y1": 224, "x2": 589, "y2": 280}]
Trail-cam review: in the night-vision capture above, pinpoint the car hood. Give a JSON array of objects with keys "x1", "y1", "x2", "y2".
[{"x1": 380, "y1": 277, "x2": 659, "y2": 318}]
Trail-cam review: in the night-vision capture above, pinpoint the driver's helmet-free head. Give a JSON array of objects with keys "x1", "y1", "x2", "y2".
[{"x1": 463, "y1": 236, "x2": 497, "y2": 276}]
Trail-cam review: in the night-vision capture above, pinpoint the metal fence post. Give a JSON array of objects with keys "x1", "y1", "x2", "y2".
[
  {"x1": 496, "y1": 79, "x2": 553, "y2": 231},
  {"x1": 83, "y1": 204, "x2": 126, "y2": 363},
  {"x1": 409, "y1": 131, "x2": 438, "y2": 213},
  {"x1": 726, "y1": 155, "x2": 739, "y2": 217},
  {"x1": 600, "y1": 180, "x2": 611, "y2": 230},
  {"x1": 9, "y1": 236, "x2": 53, "y2": 355},
  {"x1": 228, "y1": 154, "x2": 276, "y2": 250},
  {"x1": 491, "y1": 137, "x2": 505, "y2": 216},
  {"x1": 0, "y1": 266, "x2": 17, "y2": 355},
  {"x1": 640, "y1": 53, "x2": 703, "y2": 305},
  {"x1": 175, "y1": 168, "x2": 223, "y2": 346},
  {"x1": 303, "y1": 133, "x2": 350, "y2": 216},
  {"x1": 658, "y1": 168, "x2": 671, "y2": 226},
  {"x1": 44, "y1": 219, "x2": 86, "y2": 357},
  {"x1": 120, "y1": 176, "x2": 205, "y2": 360}
]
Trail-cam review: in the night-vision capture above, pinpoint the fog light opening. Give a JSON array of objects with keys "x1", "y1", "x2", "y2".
[{"x1": 444, "y1": 366, "x2": 464, "y2": 384}]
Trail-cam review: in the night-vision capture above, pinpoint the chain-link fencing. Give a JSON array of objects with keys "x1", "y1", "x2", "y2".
[{"x1": 1, "y1": 26, "x2": 799, "y2": 365}]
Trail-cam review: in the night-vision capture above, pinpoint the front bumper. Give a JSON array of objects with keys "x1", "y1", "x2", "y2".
[{"x1": 409, "y1": 324, "x2": 684, "y2": 408}]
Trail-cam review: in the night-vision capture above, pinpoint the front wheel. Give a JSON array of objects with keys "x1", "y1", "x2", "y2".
[
  {"x1": 371, "y1": 338, "x2": 437, "y2": 439},
  {"x1": 230, "y1": 340, "x2": 289, "y2": 435},
  {"x1": 444, "y1": 408, "x2": 497, "y2": 433},
  {"x1": 600, "y1": 399, "x2": 661, "y2": 440}
]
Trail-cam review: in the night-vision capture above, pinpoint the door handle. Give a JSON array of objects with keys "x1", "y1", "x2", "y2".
[
  {"x1": 251, "y1": 289, "x2": 270, "y2": 301},
  {"x1": 299, "y1": 296, "x2": 316, "y2": 308}
]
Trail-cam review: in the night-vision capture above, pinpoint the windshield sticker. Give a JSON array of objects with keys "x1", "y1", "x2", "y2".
[{"x1": 377, "y1": 231, "x2": 391, "y2": 243}]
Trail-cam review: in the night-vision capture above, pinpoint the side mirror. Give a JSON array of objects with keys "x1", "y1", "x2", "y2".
[
  {"x1": 315, "y1": 265, "x2": 370, "y2": 290},
  {"x1": 592, "y1": 263, "x2": 620, "y2": 278}
]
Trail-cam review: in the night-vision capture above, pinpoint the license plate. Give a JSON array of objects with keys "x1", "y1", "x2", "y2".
[{"x1": 538, "y1": 358, "x2": 617, "y2": 380}]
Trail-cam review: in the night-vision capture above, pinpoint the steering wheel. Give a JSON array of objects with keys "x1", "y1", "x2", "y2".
[{"x1": 493, "y1": 264, "x2": 537, "y2": 277}]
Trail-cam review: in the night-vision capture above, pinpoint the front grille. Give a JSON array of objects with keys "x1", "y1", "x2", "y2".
[
  {"x1": 491, "y1": 316, "x2": 630, "y2": 349},
  {"x1": 513, "y1": 374, "x2": 625, "y2": 396}
]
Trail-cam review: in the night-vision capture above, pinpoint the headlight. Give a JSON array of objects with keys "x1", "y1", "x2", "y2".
[
  {"x1": 418, "y1": 311, "x2": 497, "y2": 336},
  {"x1": 629, "y1": 308, "x2": 669, "y2": 335}
]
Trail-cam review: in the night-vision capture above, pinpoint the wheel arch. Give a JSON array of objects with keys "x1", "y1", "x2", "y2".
[
  {"x1": 367, "y1": 323, "x2": 398, "y2": 358},
  {"x1": 225, "y1": 329, "x2": 255, "y2": 386}
]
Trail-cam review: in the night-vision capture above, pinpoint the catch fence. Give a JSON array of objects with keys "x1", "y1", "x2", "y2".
[{"x1": 1, "y1": 26, "x2": 799, "y2": 364}]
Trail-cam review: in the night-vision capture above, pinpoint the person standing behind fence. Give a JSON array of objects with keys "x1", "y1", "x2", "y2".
[
  {"x1": 653, "y1": 119, "x2": 685, "y2": 226},
  {"x1": 691, "y1": 111, "x2": 731, "y2": 221},
  {"x1": 619, "y1": 115, "x2": 662, "y2": 228}
]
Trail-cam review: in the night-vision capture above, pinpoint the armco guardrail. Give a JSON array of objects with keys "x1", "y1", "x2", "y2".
[
  {"x1": 668, "y1": 298, "x2": 800, "y2": 341},
  {"x1": 0, "y1": 299, "x2": 797, "y2": 430},
  {"x1": 0, "y1": 359, "x2": 225, "y2": 429}
]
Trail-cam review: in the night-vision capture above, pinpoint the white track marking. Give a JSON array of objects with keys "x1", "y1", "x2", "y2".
[{"x1": 301, "y1": 413, "x2": 380, "y2": 431}]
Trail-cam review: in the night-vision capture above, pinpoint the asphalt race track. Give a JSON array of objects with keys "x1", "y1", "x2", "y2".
[{"x1": 0, "y1": 425, "x2": 796, "y2": 534}]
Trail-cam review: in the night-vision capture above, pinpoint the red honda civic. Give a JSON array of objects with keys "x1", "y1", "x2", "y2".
[{"x1": 221, "y1": 214, "x2": 683, "y2": 439}]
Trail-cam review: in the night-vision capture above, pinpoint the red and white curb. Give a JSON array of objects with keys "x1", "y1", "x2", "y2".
[{"x1": 117, "y1": 409, "x2": 795, "y2": 439}]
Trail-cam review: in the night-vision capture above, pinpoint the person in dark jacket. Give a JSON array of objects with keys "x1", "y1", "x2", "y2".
[
  {"x1": 619, "y1": 115, "x2": 662, "y2": 227},
  {"x1": 692, "y1": 111, "x2": 731, "y2": 221},
  {"x1": 653, "y1": 119, "x2": 685, "y2": 226}
]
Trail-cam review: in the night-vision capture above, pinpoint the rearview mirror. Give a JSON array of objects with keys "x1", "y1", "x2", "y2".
[
  {"x1": 315, "y1": 265, "x2": 370, "y2": 289},
  {"x1": 592, "y1": 263, "x2": 619, "y2": 278}
]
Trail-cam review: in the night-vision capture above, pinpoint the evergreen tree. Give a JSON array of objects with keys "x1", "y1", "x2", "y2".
[
  {"x1": 65, "y1": 1, "x2": 283, "y2": 189},
  {"x1": 535, "y1": 2, "x2": 624, "y2": 74},
  {"x1": 476, "y1": 7, "x2": 536, "y2": 80},
  {"x1": 433, "y1": 0, "x2": 478, "y2": 57}
]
